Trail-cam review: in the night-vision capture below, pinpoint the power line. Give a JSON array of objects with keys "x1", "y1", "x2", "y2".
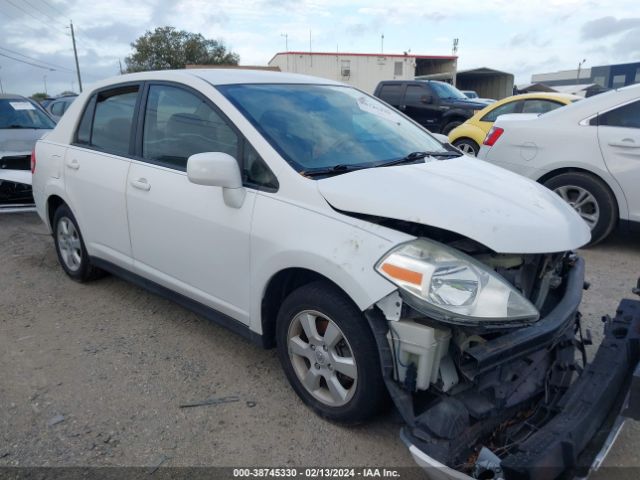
[
  {"x1": 0, "y1": 51, "x2": 57, "y2": 71},
  {"x1": 37, "y1": 0, "x2": 66, "y2": 18},
  {"x1": 4, "y1": 0, "x2": 68, "y2": 34},
  {"x1": 23, "y1": 0, "x2": 66, "y2": 28},
  {"x1": 0, "y1": 45, "x2": 75, "y2": 72}
]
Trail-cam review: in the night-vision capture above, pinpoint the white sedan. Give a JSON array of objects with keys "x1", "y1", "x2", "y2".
[{"x1": 478, "y1": 83, "x2": 640, "y2": 244}]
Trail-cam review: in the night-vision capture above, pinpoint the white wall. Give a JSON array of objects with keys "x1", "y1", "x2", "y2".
[{"x1": 269, "y1": 53, "x2": 417, "y2": 93}]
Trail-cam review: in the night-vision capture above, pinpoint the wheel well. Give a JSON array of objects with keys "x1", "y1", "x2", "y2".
[
  {"x1": 537, "y1": 167, "x2": 620, "y2": 217},
  {"x1": 452, "y1": 136, "x2": 479, "y2": 146},
  {"x1": 261, "y1": 268, "x2": 345, "y2": 349},
  {"x1": 47, "y1": 195, "x2": 65, "y2": 229}
]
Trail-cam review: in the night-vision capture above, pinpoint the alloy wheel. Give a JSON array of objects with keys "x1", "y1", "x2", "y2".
[
  {"x1": 57, "y1": 217, "x2": 83, "y2": 271},
  {"x1": 554, "y1": 185, "x2": 600, "y2": 230},
  {"x1": 287, "y1": 310, "x2": 358, "y2": 407}
]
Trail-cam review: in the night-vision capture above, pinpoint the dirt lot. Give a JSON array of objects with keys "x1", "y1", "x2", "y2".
[{"x1": 1, "y1": 211, "x2": 639, "y2": 475}]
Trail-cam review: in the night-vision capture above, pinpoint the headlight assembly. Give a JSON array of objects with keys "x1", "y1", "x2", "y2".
[{"x1": 375, "y1": 238, "x2": 539, "y2": 327}]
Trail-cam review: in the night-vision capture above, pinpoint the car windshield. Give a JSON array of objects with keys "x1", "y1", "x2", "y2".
[
  {"x1": 218, "y1": 84, "x2": 449, "y2": 173},
  {"x1": 0, "y1": 99, "x2": 55, "y2": 129},
  {"x1": 430, "y1": 82, "x2": 468, "y2": 100}
]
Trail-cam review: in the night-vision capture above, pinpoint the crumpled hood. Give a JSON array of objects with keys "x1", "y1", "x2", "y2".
[{"x1": 317, "y1": 157, "x2": 591, "y2": 253}]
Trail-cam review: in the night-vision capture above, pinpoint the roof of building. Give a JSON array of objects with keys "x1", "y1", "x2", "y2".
[
  {"x1": 269, "y1": 51, "x2": 457, "y2": 64},
  {"x1": 457, "y1": 67, "x2": 514, "y2": 77}
]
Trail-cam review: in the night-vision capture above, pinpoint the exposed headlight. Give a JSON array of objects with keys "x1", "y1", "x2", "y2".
[{"x1": 375, "y1": 238, "x2": 539, "y2": 327}]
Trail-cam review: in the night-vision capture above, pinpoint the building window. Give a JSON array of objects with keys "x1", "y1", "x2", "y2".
[
  {"x1": 341, "y1": 60, "x2": 351, "y2": 78},
  {"x1": 635, "y1": 68, "x2": 640, "y2": 84},
  {"x1": 394, "y1": 61, "x2": 403, "y2": 76},
  {"x1": 612, "y1": 74, "x2": 626, "y2": 88},
  {"x1": 593, "y1": 76, "x2": 606, "y2": 87}
]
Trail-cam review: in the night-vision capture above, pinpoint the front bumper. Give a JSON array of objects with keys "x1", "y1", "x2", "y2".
[
  {"x1": 403, "y1": 298, "x2": 640, "y2": 480},
  {"x1": 366, "y1": 261, "x2": 640, "y2": 480}
]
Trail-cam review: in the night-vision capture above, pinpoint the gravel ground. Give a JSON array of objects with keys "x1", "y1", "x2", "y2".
[{"x1": 1, "y1": 211, "x2": 639, "y2": 476}]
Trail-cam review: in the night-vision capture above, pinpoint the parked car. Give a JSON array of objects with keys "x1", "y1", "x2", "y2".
[
  {"x1": 1, "y1": 94, "x2": 55, "y2": 208},
  {"x1": 45, "y1": 95, "x2": 77, "y2": 121},
  {"x1": 478, "y1": 83, "x2": 640, "y2": 245},
  {"x1": 449, "y1": 93, "x2": 580, "y2": 156},
  {"x1": 33, "y1": 70, "x2": 640, "y2": 479},
  {"x1": 374, "y1": 80, "x2": 488, "y2": 134},
  {"x1": 461, "y1": 90, "x2": 496, "y2": 105}
]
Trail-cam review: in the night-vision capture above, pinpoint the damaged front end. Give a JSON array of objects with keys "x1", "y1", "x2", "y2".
[{"x1": 366, "y1": 235, "x2": 640, "y2": 480}]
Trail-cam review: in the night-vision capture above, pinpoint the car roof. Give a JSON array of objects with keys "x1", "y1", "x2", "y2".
[{"x1": 90, "y1": 69, "x2": 343, "y2": 90}]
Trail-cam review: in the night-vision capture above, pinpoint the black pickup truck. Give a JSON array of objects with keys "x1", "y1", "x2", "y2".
[{"x1": 373, "y1": 80, "x2": 487, "y2": 134}]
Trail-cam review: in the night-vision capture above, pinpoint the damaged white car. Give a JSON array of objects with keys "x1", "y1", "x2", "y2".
[{"x1": 32, "y1": 70, "x2": 640, "y2": 479}]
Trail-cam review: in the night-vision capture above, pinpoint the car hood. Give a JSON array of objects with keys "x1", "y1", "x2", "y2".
[
  {"x1": 317, "y1": 157, "x2": 590, "y2": 253},
  {"x1": 0, "y1": 169, "x2": 31, "y2": 185},
  {"x1": 447, "y1": 98, "x2": 488, "y2": 109},
  {"x1": 0, "y1": 128, "x2": 50, "y2": 154}
]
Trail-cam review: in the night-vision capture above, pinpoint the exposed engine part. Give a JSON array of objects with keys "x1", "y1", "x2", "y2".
[
  {"x1": 386, "y1": 319, "x2": 453, "y2": 391},
  {"x1": 473, "y1": 447, "x2": 503, "y2": 480}
]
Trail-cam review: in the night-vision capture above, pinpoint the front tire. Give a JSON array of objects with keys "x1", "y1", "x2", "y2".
[
  {"x1": 543, "y1": 172, "x2": 618, "y2": 246},
  {"x1": 53, "y1": 204, "x2": 104, "y2": 282},
  {"x1": 452, "y1": 138, "x2": 480, "y2": 156},
  {"x1": 276, "y1": 281, "x2": 388, "y2": 424}
]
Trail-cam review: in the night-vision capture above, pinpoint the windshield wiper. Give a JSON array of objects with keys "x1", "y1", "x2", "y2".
[
  {"x1": 376, "y1": 150, "x2": 461, "y2": 168},
  {"x1": 300, "y1": 164, "x2": 367, "y2": 178}
]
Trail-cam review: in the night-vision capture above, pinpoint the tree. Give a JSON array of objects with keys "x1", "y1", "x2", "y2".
[
  {"x1": 30, "y1": 92, "x2": 48, "y2": 101},
  {"x1": 125, "y1": 26, "x2": 239, "y2": 72}
]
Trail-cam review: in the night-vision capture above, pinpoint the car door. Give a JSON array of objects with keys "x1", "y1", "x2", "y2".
[
  {"x1": 126, "y1": 82, "x2": 256, "y2": 324},
  {"x1": 596, "y1": 99, "x2": 640, "y2": 223},
  {"x1": 64, "y1": 84, "x2": 141, "y2": 268},
  {"x1": 403, "y1": 83, "x2": 440, "y2": 130}
]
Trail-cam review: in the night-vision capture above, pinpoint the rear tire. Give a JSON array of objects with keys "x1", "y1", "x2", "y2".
[
  {"x1": 543, "y1": 172, "x2": 617, "y2": 246},
  {"x1": 53, "y1": 204, "x2": 104, "y2": 282},
  {"x1": 452, "y1": 138, "x2": 480, "y2": 156},
  {"x1": 442, "y1": 120, "x2": 463, "y2": 135},
  {"x1": 276, "y1": 281, "x2": 389, "y2": 424}
]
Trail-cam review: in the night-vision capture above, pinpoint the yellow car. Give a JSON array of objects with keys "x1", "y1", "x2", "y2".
[{"x1": 448, "y1": 93, "x2": 580, "y2": 156}]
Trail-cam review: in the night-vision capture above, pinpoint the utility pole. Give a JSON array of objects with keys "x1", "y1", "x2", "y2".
[
  {"x1": 118, "y1": 59, "x2": 123, "y2": 74},
  {"x1": 577, "y1": 58, "x2": 586, "y2": 83},
  {"x1": 280, "y1": 33, "x2": 289, "y2": 70},
  {"x1": 381, "y1": 34, "x2": 384, "y2": 53},
  {"x1": 0, "y1": 66, "x2": 3, "y2": 94},
  {"x1": 70, "y1": 21, "x2": 83, "y2": 92}
]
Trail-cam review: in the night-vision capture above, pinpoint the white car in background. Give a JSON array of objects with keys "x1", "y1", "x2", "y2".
[{"x1": 478, "y1": 83, "x2": 640, "y2": 245}]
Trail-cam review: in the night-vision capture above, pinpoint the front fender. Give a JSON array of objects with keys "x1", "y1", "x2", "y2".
[{"x1": 249, "y1": 194, "x2": 408, "y2": 334}]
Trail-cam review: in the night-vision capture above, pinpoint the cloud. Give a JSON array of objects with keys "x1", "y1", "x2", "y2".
[
  {"x1": 509, "y1": 31, "x2": 552, "y2": 48},
  {"x1": 581, "y1": 16, "x2": 640, "y2": 39}
]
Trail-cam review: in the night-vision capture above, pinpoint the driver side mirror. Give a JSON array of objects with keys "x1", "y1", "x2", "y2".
[
  {"x1": 421, "y1": 95, "x2": 434, "y2": 104},
  {"x1": 187, "y1": 152, "x2": 246, "y2": 208}
]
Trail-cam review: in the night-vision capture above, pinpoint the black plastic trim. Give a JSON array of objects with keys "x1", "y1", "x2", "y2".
[
  {"x1": 461, "y1": 257, "x2": 585, "y2": 377},
  {"x1": 90, "y1": 257, "x2": 267, "y2": 348}
]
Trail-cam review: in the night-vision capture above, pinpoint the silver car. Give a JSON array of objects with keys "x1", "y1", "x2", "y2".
[{"x1": 0, "y1": 94, "x2": 55, "y2": 209}]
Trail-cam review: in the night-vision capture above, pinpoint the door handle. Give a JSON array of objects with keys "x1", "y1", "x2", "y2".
[
  {"x1": 608, "y1": 139, "x2": 640, "y2": 148},
  {"x1": 130, "y1": 178, "x2": 151, "y2": 191},
  {"x1": 66, "y1": 159, "x2": 80, "y2": 170}
]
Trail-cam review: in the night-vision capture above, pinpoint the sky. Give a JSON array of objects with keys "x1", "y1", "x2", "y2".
[{"x1": 0, "y1": 0, "x2": 639, "y2": 97}]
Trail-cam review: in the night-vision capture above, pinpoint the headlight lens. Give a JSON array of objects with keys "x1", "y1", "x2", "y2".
[{"x1": 375, "y1": 239, "x2": 539, "y2": 326}]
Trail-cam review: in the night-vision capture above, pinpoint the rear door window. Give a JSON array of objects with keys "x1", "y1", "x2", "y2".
[
  {"x1": 89, "y1": 86, "x2": 140, "y2": 155},
  {"x1": 597, "y1": 100, "x2": 640, "y2": 129},
  {"x1": 378, "y1": 84, "x2": 403, "y2": 105}
]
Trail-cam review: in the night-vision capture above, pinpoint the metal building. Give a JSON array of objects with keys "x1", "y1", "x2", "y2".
[{"x1": 532, "y1": 61, "x2": 640, "y2": 90}]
